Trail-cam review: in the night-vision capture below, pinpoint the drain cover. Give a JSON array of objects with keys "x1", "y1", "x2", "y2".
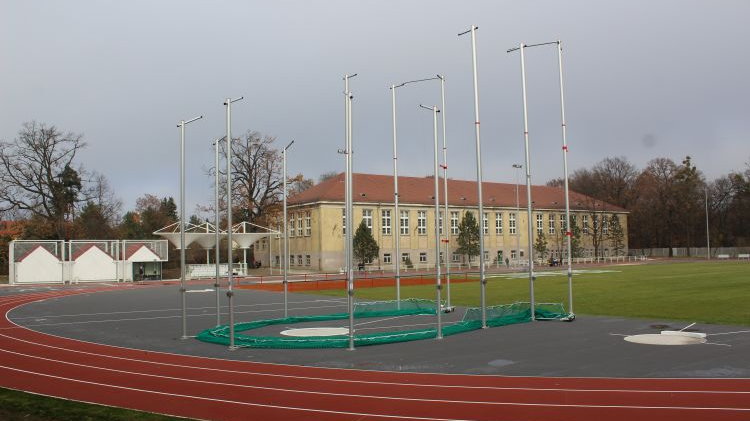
[
  {"x1": 280, "y1": 327, "x2": 349, "y2": 337},
  {"x1": 624, "y1": 333, "x2": 706, "y2": 345}
]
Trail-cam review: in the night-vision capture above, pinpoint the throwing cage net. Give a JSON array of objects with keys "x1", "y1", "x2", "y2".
[{"x1": 196, "y1": 299, "x2": 570, "y2": 349}]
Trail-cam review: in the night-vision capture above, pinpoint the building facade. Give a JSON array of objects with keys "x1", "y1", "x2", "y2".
[{"x1": 273, "y1": 173, "x2": 628, "y2": 272}]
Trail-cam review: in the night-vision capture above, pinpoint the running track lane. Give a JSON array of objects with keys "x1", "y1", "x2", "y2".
[{"x1": 1, "y1": 289, "x2": 749, "y2": 421}]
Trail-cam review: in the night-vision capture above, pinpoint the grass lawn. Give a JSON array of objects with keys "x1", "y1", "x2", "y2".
[
  {"x1": 0, "y1": 387, "x2": 187, "y2": 421},
  {"x1": 316, "y1": 261, "x2": 750, "y2": 326}
]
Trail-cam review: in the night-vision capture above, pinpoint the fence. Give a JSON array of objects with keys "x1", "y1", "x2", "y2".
[{"x1": 629, "y1": 247, "x2": 750, "y2": 258}]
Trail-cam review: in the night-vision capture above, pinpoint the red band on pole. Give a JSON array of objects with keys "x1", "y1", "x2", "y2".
[
  {"x1": 475, "y1": 121, "x2": 480, "y2": 125},
  {"x1": 562, "y1": 145, "x2": 568, "y2": 151},
  {"x1": 441, "y1": 239, "x2": 450, "y2": 243},
  {"x1": 565, "y1": 231, "x2": 572, "y2": 236}
]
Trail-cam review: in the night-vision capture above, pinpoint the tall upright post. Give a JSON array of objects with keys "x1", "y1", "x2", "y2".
[
  {"x1": 224, "y1": 96, "x2": 243, "y2": 349},
  {"x1": 283, "y1": 140, "x2": 295, "y2": 318},
  {"x1": 344, "y1": 74, "x2": 357, "y2": 351},
  {"x1": 518, "y1": 43, "x2": 536, "y2": 320},
  {"x1": 458, "y1": 25, "x2": 487, "y2": 327},
  {"x1": 421, "y1": 104, "x2": 443, "y2": 338},
  {"x1": 556, "y1": 40, "x2": 574, "y2": 317},
  {"x1": 705, "y1": 188, "x2": 710, "y2": 260},
  {"x1": 214, "y1": 138, "x2": 221, "y2": 327},
  {"x1": 438, "y1": 75, "x2": 451, "y2": 309},
  {"x1": 390, "y1": 84, "x2": 401, "y2": 308},
  {"x1": 177, "y1": 114, "x2": 202, "y2": 340}
]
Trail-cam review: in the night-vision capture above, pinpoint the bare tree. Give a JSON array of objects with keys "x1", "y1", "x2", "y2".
[
  {"x1": 0, "y1": 122, "x2": 100, "y2": 239},
  {"x1": 318, "y1": 171, "x2": 339, "y2": 183}
]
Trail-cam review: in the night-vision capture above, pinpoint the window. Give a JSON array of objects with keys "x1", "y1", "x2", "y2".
[
  {"x1": 289, "y1": 254, "x2": 294, "y2": 265},
  {"x1": 583, "y1": 215, "x2": 589, "y2": 234},
  {"x1": 549, "y1": 214, "x2": 555, "y2": 235},
  {"x1": 297, "y1": 214, "x2": 303, "y2": 237},
  {"x1": 560, "y1": 214, "x2": 567, "y2": 232},
  {"x1": 401, "y1": 253, "x2": 410, "y2": 262},
  {"x1": 342, "y1": 208, "x2": 346, "y2": 235},
  {"x1": 419, "y1": 252, "x2": 427, "y2": 263},
  {"x1": 383, "y1": 253, "x2": 392, "y2": 264},
  {"x1": 417, "y1": 211, "x2": 427, "y2": 235},
  {"x1": 381, "y1": 210, "x2": 391, "y2": 235},
  {"x1": 305, "y1": 211, "x2": 311, "y2": 236},
  {"x1": 400, "y1": 210, "x2": 409, "y2": 235},
  {"x1": 520, "y1": 250, "x2": 525, "y2": 258},
  {"x1": 362, "y1": 209, "x2": 373, "y2": 233},
  {"x1": 452, "y1": 253, "x2": 461, "y2": 262},
  {"x1": 602, "y1": 216, "x2": 609, "y2": 235},
  {"x1": 511, "y1": 249, "x2": 517, "y2": 259},
  {"x1": 483, "y1": 250, "x2": 489, "y2": 261},
  {"x1": 439, "y1": 211, "x2": 443, "y2": 235},
  {"x1": 297, "y1": 255, "x2": 302, "y2": 266},
  {"x1": 305, "y1": 255, "x2": 311, "y2": 266},
  {"x1": 483, "y1": 213, "x2": 489, "y2": 235},
  {"x1": 289, "y1": 214, "x2": 295, "y2": 237},
  {"x1": 275, "y1": 255, "x2": 280, "y2": 266},
  {"x1": 536, "y1": 214, "x2": 544, "y2": 235},
  {"x1": 497, "y1": 250, "x2": 503, "y2": 262},
  {"x1": 509, "y1": 213, "x2": 517, "y2": 235},
  {"x1": 439, "y1": 251, "x2": 444, "y2": 263},
  {"x1": 495, "y1": 213, "x2": 503, "y2": 235},
  {"x1": 450, "y1": 211, "x2": 459, "y2": 235}
]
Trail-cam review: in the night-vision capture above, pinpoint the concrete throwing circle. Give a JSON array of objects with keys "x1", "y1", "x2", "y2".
[
  {"x1": 280, "y1": 327, "x2": 349, "y2": 337},
  {"x1": 624, "y1": 334, "x2": 706, "y2": 345}
]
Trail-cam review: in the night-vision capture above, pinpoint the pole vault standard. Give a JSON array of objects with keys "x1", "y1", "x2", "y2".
[
  {"x1": 458, "y1": 25, "x2": 487, "y2": 328},
  {"x1": 508, "y1": 40, "x2": 575, "y2": 319},
  {"x1": 224, "y1": 96, "x2": 243, "y2": 350},
  {"x1": 437, "y1": 75, "x2": 452, "y2": 310},
  {"x1": 419, "y1": 104, "x2": 443, "y2": 338},
  {"x1": 177, "y1": 114, "x2": 203, "y2": 339},
  {"x1": 282, "y1": 139, "x2": 295, "y2": 318},
  {"x1": 213, "y1": 137, "x2": 222, "y2": 327},
  {"x1": 342, "y1": 73, "x2": 357, "y2": 351},
  {"x1": 389, "y1": 75, "x2": 449, "y2": 309}
]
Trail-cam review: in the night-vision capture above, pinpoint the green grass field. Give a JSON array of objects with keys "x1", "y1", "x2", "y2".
[{"x1": 317, "y1": 261, "x2": 750, "y2": 326}]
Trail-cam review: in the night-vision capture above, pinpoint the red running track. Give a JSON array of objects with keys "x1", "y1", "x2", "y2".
[{"x1": 1, "y1": 288, "x2": 749, "y2": 421}]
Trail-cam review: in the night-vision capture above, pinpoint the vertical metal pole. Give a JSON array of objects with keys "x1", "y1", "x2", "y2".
[
  {"x1": 439, "y1": 76, "x2": 451, "y2": 309},
  {"x1": 179, "y1": 121, "x2": 188, "y2": 340},
  {"x1": 344, "y1": 75, "x2": 355, "y2": 351},
  {"x1": 519, "y1": 43, "x2": 536, "y2": 320},
  {"x1": 214, "y1": 139, "x2": 221, "y2": 327},
  {"x1": 390, "y1": 85, "x2": 401, "y2": 308},
  {"x1": 705, "y1": 188, "x2": 710, "y2": 260},
  {"x1": 467, "y1": 26, "x2": 487, "y2": 328},
  {"x1": 557, "y1": 41, "x2": 574, "y2": 316},
  {"x1": 431, "y1": 106, "x2": 443, "y2": 339},
  {"x1": 283, "y1": 141, "x2": 295, "y2": 318},
  {"x1": 225, "y1": 98, "x2": 236, "y2": 349}
]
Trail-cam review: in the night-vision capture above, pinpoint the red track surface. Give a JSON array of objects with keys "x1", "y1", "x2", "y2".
[{"x1": 1, "y1": 288, "x2": 749, "y2": 421}]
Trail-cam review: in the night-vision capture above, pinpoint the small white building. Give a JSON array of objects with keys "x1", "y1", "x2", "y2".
[
  {"x1": 124, "y1": 243, "x2": 164, "y2": 281},
  {"x1": 14, "y1": 245, "x2": 63, "y2": 284},
  {"x1": 71, "y1": 244, "x2": 118, "y2": 282}
]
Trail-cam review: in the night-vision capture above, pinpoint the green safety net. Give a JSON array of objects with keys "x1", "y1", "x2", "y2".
[{"x1": 196, "y1": 300, "x2": 570, "y2": 349}]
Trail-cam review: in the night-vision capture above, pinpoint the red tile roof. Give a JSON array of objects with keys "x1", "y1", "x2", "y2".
[{"x1": 288, "y1": 173, "x2": 625, "y2": 212}]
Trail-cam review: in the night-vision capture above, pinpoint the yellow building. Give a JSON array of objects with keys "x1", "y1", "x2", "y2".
[{"x1": 273, "y1": 173, "x2": 627, "y2": 272}]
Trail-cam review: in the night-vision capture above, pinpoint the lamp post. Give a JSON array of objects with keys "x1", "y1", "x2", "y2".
[
  {"x1": 176, "y1": 114, "x2": 203, "y2": 340},
  {"x1": 419, "y1": 104, "x2": 443, "y2": 339},
  {"x1": 458, "y1": 25, "x2": 487, "y2": 328},
  {"x1": 213, "y1": 137, "x2": 222, "y2": 327},
  {"x1": 343, "y1": 73, "x2": 357, "y2": 351},
  {"x1": 224, "y1": 96, "x2": 243, "y2": 350},
  {"x1": 512, "y1": 164, "x2": 522, "y2": 266},
  {"x1": 282, "y1": 140, "x2": 295, "y2": 318}
]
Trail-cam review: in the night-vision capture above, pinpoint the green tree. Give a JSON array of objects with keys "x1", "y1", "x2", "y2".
[
  {"x1": 353, "y1": 220, "x2": 379, "y2": 266},
  {"x1": 119, "y1": 211, "x2": 144, "y2": 239},
  {"x1": 456, "y1": 211, "x2": 479, "y2": 262},
  {"x1": 608, "y1": 214, "x2": 625, "y2": 255},
  {"x1": 74, "y1": 202, "x2": 115, "y2": 239},
  {"x1": 569, "y1": 215, "x2": 584, "y2": 258},
  {"x1": 534, "y1": 230, "x2": 548, "y2": 260}
]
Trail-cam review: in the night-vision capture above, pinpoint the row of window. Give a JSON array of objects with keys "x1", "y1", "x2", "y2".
[
  {"x1": 276, "y1": 254, "x2": 312, "y2": 266},
  {"x1": 345, "y1": 209, "x2": 616, "y2": 237},
  {"x1": 288, "y1": 211, "x2": 312, "y2": 237}
]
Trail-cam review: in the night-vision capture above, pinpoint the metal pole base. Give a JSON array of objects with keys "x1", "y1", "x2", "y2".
[
  {"x1": 441, "y1": 306, "x2": 456, "y2": 313},
  {"x1": 180, "y1": 336, "x2": 190, "y2": 340},
  {"x1": 228, "y1": 346, "x2": 239, "y2": 351}
]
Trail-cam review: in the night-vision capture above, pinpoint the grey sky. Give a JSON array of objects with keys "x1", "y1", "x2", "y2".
[{"x1": 2, "y1": 1, "x2": 748, "y2": 215}]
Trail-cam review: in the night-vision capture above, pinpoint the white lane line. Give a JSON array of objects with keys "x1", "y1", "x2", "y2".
[
  {"x1": 708, "y1": 330, "x2": 750, "y2": 336},
  {"x1": 353, "y1": 315, "x2": 411, "y2": 327},
  {"x1": 9, "y1": 298, "x2": 348, "y2": 320},
  {"x1": 2, "y1": 332, "x2": 749, "y2": 396},
  {"x1": 1, "y1": 363, "x2": 748, "y2": 417}
]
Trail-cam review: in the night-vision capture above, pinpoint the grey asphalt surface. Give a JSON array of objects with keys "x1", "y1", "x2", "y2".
[{"x1": 6, "y1": 282, "x2": 750, "y2": 378}]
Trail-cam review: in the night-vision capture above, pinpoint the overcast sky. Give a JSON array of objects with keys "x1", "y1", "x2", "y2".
[{"x1": 2, "y1": 1, "x2": 749, "y2": 215}]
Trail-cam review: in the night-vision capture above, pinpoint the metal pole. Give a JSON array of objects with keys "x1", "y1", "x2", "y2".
[
  {"x1": 225, "y1": 96, "x2": 243, "y2": 349},
  {"x1": 459, "y1": 25, "x2": 487, "y2": 328},
  {"x1": 438, "y1": 75, "x2": 451, "y2": 310},
  {"x1": 519, "y1": 43, "x2": 536, "y2": 320},
  {"x1": 344, "y1": 74, "x2": 356, "y2": 351},
  {"x1": 283, "y1": 140, "x2": 294, "y2": 318},
  {"x1": 421, "y1": 104, "x2": 442, "y2": 339},
  {"x1": 557, "y1": 40, "x2": 574, "y2": 317},
  {"x1": 705, "y1": 188, "x2": 710, "y2": 260},
  {"x1": 214, "y1": 138, "x2": 221, "y2": 327},
  {"x1": 176, "y1": 115, "x2": 202, "y2": 339},
  {"x1": 390, "y1": 85, "x2": 401, "y2": 308}
]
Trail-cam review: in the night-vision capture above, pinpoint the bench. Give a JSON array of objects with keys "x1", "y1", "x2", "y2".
[
  {"x1": 738, "y1": 254, "x2": 750, "y2": 260},
  {"x1": 717, "y1": 254, "x2": 730, "y2": 259}
]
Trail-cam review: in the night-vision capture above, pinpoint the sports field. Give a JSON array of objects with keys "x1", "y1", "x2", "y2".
[{"x1": 316, "y1": 261, "x2": 750, "y2": 326}]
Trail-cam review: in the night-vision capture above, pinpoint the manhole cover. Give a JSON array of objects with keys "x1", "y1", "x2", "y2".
[
  {"x1": 624, "y1": 333, "x2": 706, "y2": 345},
  {"x1": 280, "y1": 327, "x2": 349, "y2": 337}
]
